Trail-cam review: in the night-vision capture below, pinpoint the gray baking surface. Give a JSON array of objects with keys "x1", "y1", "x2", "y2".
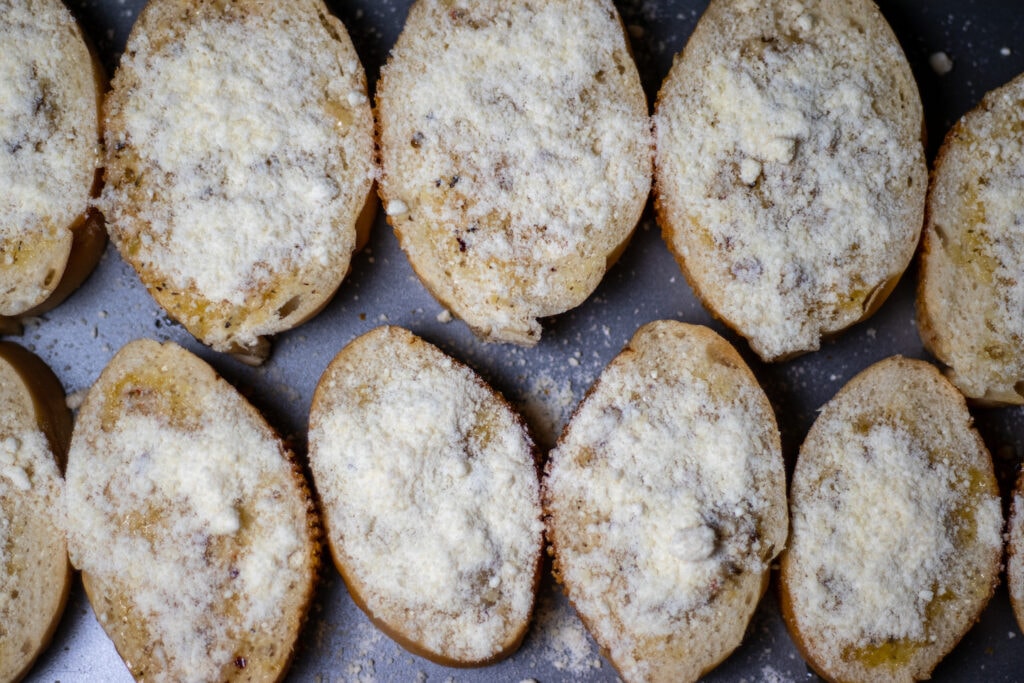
[{"x1": 20, "y1": 0, "x2": 1024, "y2": 681}]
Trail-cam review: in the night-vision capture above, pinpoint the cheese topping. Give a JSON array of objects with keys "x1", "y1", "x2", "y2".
[
  {"x1": 379, "y1": 0, "x2": 650, "y2": 342},
  {"x1": 0, "y1": 0, "x2": 98, "y2": 313},
  {"x1": 309, "y1": 327, "x2": 542, "y2": 662},
  {"x1": 656, "y1": 0, "x2": 926, "y2": 360},
  {"x1": 544, "y1": 321, "x2": 786, "y2": 681},
  {"x1": 101, "y1": 2, "x2": 374, "y2": 307},
  {"x1": 919, "y1": 73, "x2": 1024, "y2": 401},
  {"x1": 65, "y1": 343, "x2": 311, "y2": 680}
]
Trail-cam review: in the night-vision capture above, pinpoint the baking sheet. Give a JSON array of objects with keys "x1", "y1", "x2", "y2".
[{"x1": 21, "y1": 0, "x2": 1024, "y2": 681}]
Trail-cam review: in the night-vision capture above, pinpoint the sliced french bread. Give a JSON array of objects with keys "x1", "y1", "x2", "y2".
[
  {"x1": 542, "y1": 320, "x2": 787, "y2": 683},
  {"x1": 0, "y1": 0, "x2": 107, "y2": 329},
  {"x1": 101, "y1": 0, "x2": 376, "y2": 364},
  {"x1": 654, "y1": 0, "x2": 926, "y2": 362},
  {"x1": 780, "y1": 357, "x2": 1003, "y2": 683},
  {"x1": 377, "y1": 0, "x2": 652, "y2": 345},
  {"x1": 64, "y1": 339, "x2": 319, "y2": 682},
  {"x1": 917, "y1": 72, "x2": 1024, "y2": 405},
  {"x1": 308, "y1": 325, "x2": 543, "y2": 666},
  {"x1": 1009, "y1": 471, "x2": 1024, "y2": 635},
  {"x1": 0, "y1": 342, "x2": 72, "y2": 683}
]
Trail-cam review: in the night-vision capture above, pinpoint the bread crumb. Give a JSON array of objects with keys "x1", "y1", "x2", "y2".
[
  {"x1": 65, "y1": 389, "x2": 87, "y2": 412},
  {"x1": 385, "y1": 199, "x2": 408, "y2": 216},
  {"x1": 435, "y1": 309, "x2": 452, "y2": 323},
  {"x1": 1001, "y1": 47, "x2": 1012, "y2": 57},
  {"x1": 929, "y1": 51, "x2": 954, "y2": 75}
]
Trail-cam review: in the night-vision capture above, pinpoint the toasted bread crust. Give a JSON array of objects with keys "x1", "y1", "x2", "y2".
[
  {"x1": 0, "y1": 0, "x2": 106, "y2": 320},
  {"x1": 0, "y1": 342, "x2": 71, "y2": 683},
  {"x1": 654, "y1": 0, "x2": 926, "y2": 362},
  {"x1": 66, "y1": 339, "x2": 319, "y2": 682},
  {"x1": 377, "y1": 0, "x2": 652, "y2": 345},
  {"x1": 780, "y1": 357, "x2": 1003, "y2": 683},
  {"x1": 1009, "y1": 471, "x2": 1024, "y2": 635},
  {"x1": 101, "y1": 0, "x2": 375, "y2": 362},
  {"x1": 308, "y1": 326, "x2": 543, "y2": 666},
  {"x1": 543, "y1": 321, "x2": 787, "y2": 683},
  {"x1": 917, "y1": 72, "x2": 1024, "y2": 405}
]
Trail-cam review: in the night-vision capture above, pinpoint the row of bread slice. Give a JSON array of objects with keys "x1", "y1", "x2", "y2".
[
  {"x1": 13, "y1": 0, "x2": 1018, "y2": 397},
  {"x1": 5, "y1": 317, "x2": 1021, "y2": 682}
]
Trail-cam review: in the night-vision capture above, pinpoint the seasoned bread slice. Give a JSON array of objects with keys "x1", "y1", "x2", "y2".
[
  {"x1": 377, "y1": 0, "x2": 652, "y2": 345},
  {"x1": 1009, "y1": 471, "x2": 1024, "y2": 634},
  {"x1": 101, "y1": 0, "x2": 376, "y2": 364},
  {"x1": 0, "y1": 342, "x2": 72, "y2": 683},
  {"x1": 64, "y1": 339, "x2": 319, "y2": 682},
  {"x1": 917, "y1": 72, "x2": 1024, "y2": 405},
  {"x1": 654, "y1": 0, "x2": 926, "y2": 362},
  {"x1": 542, "y1": 320, "x2": 787, "y2": 683},
  {"x1": 308, "y1": 326, "x2": 543, "y2": 666},
  {"x1": 780, "y1": 357, "x2": 1003, "y2": 683},
  {"x1": 0, "y1": 0, "x2": 107, "y2": 327}
]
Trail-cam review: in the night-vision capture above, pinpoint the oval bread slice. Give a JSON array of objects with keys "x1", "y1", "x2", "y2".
[
  {"x1": 654, "y1": 0, "x2": 926, "y2": 362},
  {"x1": 377, "y1": 0, "x2": 652, "y2": 345},
  {"x1": 64, "y1": 339, "x2": 319, "y2": 682},
  {"x1": 0, "y1": 342, "x2": 72, "y2": 683},
  {"x1": 780, "y1": 356, "x2": 1003, "y2": 683},
  {"x1": 1009, "y1": 472, "x2": 1024, "y2": 634},
  {"x1": 100, "y1": 0, "x2": 376, "y2": 363},
  {"x1": 0, "y1": 0, "x2": 107, "y2": 325},
  {"x1": 917, "y1": 72, "x2": 1024, "y2": 405},
  {"x1": 308, "y1": 325, "x2": 543, "y2": 666},
  {"x1": 543, "y1": 320, "x2": 787, "y2": 683}
]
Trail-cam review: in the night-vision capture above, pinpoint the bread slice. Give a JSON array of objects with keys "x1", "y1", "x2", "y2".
[
  {"x1": 308, "y1": 325, "x2": 543, "y2": 666},
  {"x1": 100, "y1": 0, "x2": 376, "y2": 364},
  {"x1": 1011, "y1": 471, "x2": 1024, "y2": 635},
  {"x1": 654, "y1": 0, "x2": 926, "y2": 362},
  {"x1": 64, "y1": 339, "x2": 319, "y2": 682},
  {"x1": 780, "y1": 356, "x2": 1003, "y2": 683},
  {"x1": 0, "y1": 0, "x2": 107, "y2": 330},
  {"x1": 542, "y1": 320, "x2": 787, "y2": 683},
  {"x1": 376, "y1": 0, "x2": 652, "y2": 345},
  {"x1": 0, "y1": 342, "x2": 72, "y2": 683},
  {"x1": 917, "y1": 73, "x2": 1024, "y2": 405}
]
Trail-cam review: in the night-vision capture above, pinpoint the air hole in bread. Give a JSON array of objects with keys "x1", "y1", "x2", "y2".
[
  {"x1": 276, "y1": 296, "x2": 301, "y2": 319},
  {"x1": 43, "y1": 269, "x2": 56, "y2": 287},
  {"x1": 1014, "y1": 380, "x2": 1024, "y2": 399}
]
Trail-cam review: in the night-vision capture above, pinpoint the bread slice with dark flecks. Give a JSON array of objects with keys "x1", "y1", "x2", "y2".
[
  {"x1": 781, "y1": 356, "x2": 1003, "y2": 683},
  {"x1": 917, "y1": 71, "x2": 1024, "y2": 405},
  {"x1": 0, "y1": 342, "x2": 72, "y2": 683},
  {"x1": 308, "y1": 325, "x2": 543, "y2": 666},
  {"x1": 543, "y1": 320, "x2": 787, "y2": 683},
  {"x1": 0, "y1": 0, "x2": 107, "y2": 334},
  {"x1": 377, "y1": 0, "x2": 652, "y2": 346},
  {"x1": 101, "y1": 0, "x2": 376, "y2": 364},
  {"x1": 654, "y1": 0, "x2": 926, "y2": 362},
  {"x1": 64, "y1": 339, "x2": 320, "y2": 682}
]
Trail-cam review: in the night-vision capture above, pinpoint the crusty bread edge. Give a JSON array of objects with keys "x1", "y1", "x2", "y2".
[
  {"x1": 308, "y1": 325, "x2": 544, "y2": 667},
  {"x1": 778, "y1": 356, "x2": 1003, "y2": 683},
  {"x1": 1008, "y1": 471, "x2": 1024, "y2": 634},
  {"x1": 0, "y1": 342, "x2": 73, "y2": 683}
]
